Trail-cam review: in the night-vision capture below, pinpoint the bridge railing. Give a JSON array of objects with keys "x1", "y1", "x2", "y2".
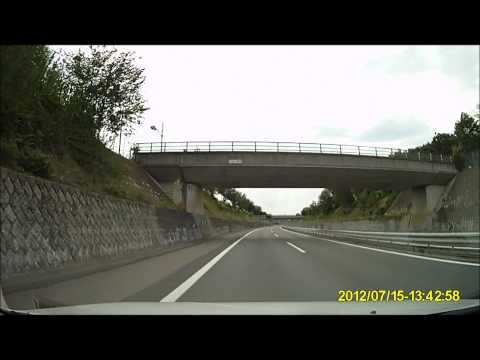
[{"x1": 132, "y1": 141, "x2": 453, "y2": 163}]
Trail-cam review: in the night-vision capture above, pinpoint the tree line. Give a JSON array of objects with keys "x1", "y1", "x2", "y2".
[
  {"x1": 0, "y1": 45, "x2": 148, "y2": 177},
  {"x1": 390, "y1": 111, "x2": 479, "y2": 170},
  {"x1": 204, "y1": 187, "x2": 271, "y2": 218},
  {"x1": 300, "y1": 110, "x2": 479, "y2": 218}
]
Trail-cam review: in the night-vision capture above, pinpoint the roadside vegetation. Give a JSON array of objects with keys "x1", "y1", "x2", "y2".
[
  {"x1": 0, "y1": 45, "x2": 175, "y2": 207},
  {"x1": 0, "y1": 45, "x2": 268, "y2": 219},
  {"x1": 389, "y1": 111, "x2": 479, "y2": 171},
  {"x1": 203, "y1": 187, "x2": 271, "y2": 220},
  {"x1": 299, "y1": 111, "x2": 480, "y2": 222}
]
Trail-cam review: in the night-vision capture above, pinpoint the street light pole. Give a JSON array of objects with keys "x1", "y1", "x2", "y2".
[{"x1": 150, "y1": 124, "x2": 165, "y2": 152}]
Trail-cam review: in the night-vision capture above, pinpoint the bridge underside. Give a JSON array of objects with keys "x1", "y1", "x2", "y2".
[
  {"x1": 143, "y1": 165, "x2": 454, "y2": 191},
  {"x1": 136, "y1": 152, "x2": 457, "y2": 191}
]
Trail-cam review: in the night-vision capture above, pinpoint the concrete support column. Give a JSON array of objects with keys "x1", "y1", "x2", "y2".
[
  {"x1": 156, "y1": 180, "x2": 206, "y2": 214},
  {"x1": 159, "y1": 180, "x2": 184, "y2": 207},
  {"x1": 410, "y1": 186, "x2": 427, "y2": 214},
  {"x1": 425, "y1": 185, "x2": 445, "y2": 212},
  {"x1": 185, "y1": 183, "x2": 205, "y2": 215}
]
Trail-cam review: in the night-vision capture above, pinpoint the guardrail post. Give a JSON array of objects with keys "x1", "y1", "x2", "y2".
[
  {"x1": 418, "y1": 152, "x2": 421, "y2": 161},
  {"x1": 375, "y1": 148, "x2": 377, "y2": 157},
  {"x1": 209, "y1": 142, "x2": 211, "y2": 152},
  {"x1": 319, "y1": 144, "x2": 322, "y2": 153},
  {"x1": 150, "y1": 143, "x2": 152, "y2": 152},
  {"x1": 277, "y1": 142, "x2": 279, "y2": 152},
  {"x1": 232, "y1": 141, "x2": 234, "y2": 152},
  {"x1": 440, "y1": 154, "x2": 443, "y2": 162},
  {"x1": 430, "y1": 152, "x2": 432, "y2": 161},
  {"x1": 299, "y1": 143, "x2": 301, "y2": 152},
  {"x1": 254, "y1": 142, "x2": 256, "y2": 152},
  {"x1": 358, "y1": 146, "x2": 360, "y2": 156},
  {"x1": 339, "y1": 145, "x2": 342, "y2": 155},
  {"x1": 186, "y1": 142, "x2": 189, "y2": 152}
]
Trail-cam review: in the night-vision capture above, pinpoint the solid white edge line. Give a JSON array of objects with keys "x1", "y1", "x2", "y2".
[
  {"x1": 279, "y1": 227, "x2": 480, "y2": 267},
  {"x1": 286, "y1": 241, "x2": 306, "y2": 254},
  {"x1": 160, "y1": 228, "x2": 261, "y2": 302}
]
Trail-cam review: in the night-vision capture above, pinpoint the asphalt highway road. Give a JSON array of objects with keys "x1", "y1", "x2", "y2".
[
  {"x1": 5, "y1": 226, "x2": 479, "y2": 309},
  {"x1": 129, "y1": 226, "x2": 479, "y2": 302}
]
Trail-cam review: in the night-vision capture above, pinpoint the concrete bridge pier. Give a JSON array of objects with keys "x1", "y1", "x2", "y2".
[
  {"x1": 156, "y1": 180, "x2": 205, "y2": 215},
  {"x1": 385, "y1": 184, "x2": 446, "y2": 215},
  {"x1": 386, "y1": 183, "x2": 447, "y2": 231},
  {"x1": 426, "y1": 185, "x2": 446, "y2": 212},
  {"x1": 408, "y1": 185, "x2": 446, "y2": 215},
  {"x1": 184, "y1": 183, "x2": 205, "y2": 215}
]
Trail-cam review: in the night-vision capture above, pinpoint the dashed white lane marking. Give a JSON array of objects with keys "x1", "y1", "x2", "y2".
[
  {"x1": 286, "y1": 241, "x2": 306, "y2": 254},
  {"x1": 273, "y1": 233, "x2": 279, "y2": 238},
  {"x1": 160, "y1": 228, "x2": 261, "y2": 302},
  {"x1": 279, "y1": 227, "x2": 480, "y2": 267}
]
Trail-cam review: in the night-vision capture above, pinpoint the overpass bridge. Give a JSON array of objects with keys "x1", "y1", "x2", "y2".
[
  {"x1": 271, "y1": 215, "x2": 304, "y2": 220},
  {"x1": 133, "y1": 141, "x2": 457, "y2": 215},
  {"x1": 133, "y1": 141, "x2": 456, "y2": 190},
  {"x1": 270, "y1": 215, "x2": 304, "y2": 224}
]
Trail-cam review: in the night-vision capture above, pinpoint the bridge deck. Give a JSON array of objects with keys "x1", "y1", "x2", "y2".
[{"x1": 134, "y1": 151, "x2": 457, "y2": 191}]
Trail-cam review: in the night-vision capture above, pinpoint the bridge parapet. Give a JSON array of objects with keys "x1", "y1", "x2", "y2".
[{"x1": 133, "y1": 141, "x2": 453, "y2": 164}]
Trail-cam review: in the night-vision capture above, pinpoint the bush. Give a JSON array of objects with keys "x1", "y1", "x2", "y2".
[
  {"x1": 103, "y1": 184, "x2": 127, "y2": 198},
  {"x1": 0, "y1": 140, "x2": 21, "y2": 169},
  {"x1": 17, "y1": 147, "x2": 52, "y2": 178}
]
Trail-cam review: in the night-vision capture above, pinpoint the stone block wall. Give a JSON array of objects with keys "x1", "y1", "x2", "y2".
[{"x1": 0, "y1": 167, "x2": 259, "y2": 279}]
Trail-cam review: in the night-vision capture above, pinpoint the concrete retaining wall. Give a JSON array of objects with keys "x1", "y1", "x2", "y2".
[
  {"x1": 293, "y1": 168, "x2": 479, "y2": 233},
  {"x1": 0, "y1": 167, "x2": 260, "y2": 279}
]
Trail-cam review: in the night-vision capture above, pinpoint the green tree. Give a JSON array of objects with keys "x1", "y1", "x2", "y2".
[
  {"x1": 216, "y1": 188, "x2": 267, "y2": 216},
  {"x1": 452, "y1": 143, "x2": 466, "y2": 171},
  {"x1": 318, "y1": 189, "x2": 336, "y2": 214},
  {"x1": 0, "y1": 45, "x2": 65, "y2": 175},
  {"x1": 61, "y1": 46, "x2": 149, "y2": 144},
  {"x1": 430, "y1": 133, "x2": 457, "y2": 155},
  {"x1": 454, "y1": 112, "x2": 479, "y2": 153},
  {"x1": 300, "y1": 189, "x2": 337, "y2": 216}
]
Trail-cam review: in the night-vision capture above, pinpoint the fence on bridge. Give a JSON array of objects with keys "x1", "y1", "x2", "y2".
[{"x1": 132, "y1": 141, "x2": 453, "y2": 164}]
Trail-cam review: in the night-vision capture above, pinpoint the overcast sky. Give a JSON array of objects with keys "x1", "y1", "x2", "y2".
[{"x1": 53, "y1": 45, "x2": 479, "y2": 214}]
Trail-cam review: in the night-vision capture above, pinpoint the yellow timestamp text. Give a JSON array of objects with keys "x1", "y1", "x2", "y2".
[{"x1": 337, "y1": 289, "x2": 461, "y2": 302}]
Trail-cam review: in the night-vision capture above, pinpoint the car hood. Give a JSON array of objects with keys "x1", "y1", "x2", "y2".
[{"x1": 11, "y1": 299, "x2": 480, "y2": 315}]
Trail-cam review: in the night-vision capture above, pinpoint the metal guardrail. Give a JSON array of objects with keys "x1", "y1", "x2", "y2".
[
  {"x1": 132, "y1": 141, "x2": 453, "y2": 163},
  {"x1": 283, "y1": 226, "x2": 480, "y2": 252}
]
